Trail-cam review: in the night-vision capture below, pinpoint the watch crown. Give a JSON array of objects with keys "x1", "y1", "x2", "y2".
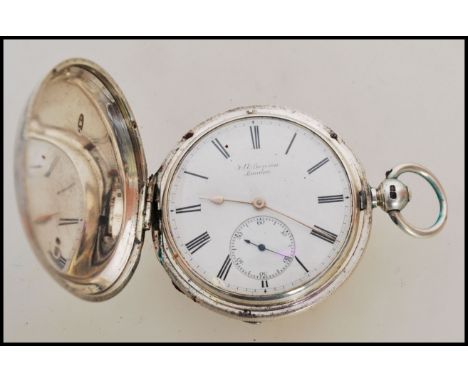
[
  {"x1": 372, "y1": 163, "x2": 447, "y2": 238},
  {"x1": 376, "y1": 178, "x2": 410, "y2": 212}
]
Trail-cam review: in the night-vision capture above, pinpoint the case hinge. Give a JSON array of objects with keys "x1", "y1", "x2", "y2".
[{"x1": 143, "y1": 174, "x2": 157, "y2": 231}]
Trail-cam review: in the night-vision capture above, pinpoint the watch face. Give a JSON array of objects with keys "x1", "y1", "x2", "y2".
[{"x1": 166, "y1": 116, "x2": 353, "y2": 298}]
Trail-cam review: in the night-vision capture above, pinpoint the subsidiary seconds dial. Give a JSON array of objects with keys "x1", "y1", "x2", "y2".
[{"x1": 229, "y1": 216, "x2": 295, "y2": 284}]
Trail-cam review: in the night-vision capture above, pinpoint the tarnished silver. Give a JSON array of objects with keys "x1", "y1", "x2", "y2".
[
  {"x1": 373, "y1": 163, "x2": 448, "y2": 238},
  {"x1": 15, "y1": 59, "x2": 148, "y2": 301},
  {"x1": 15, "y1": 58, "x2": 449, "y2": 322}
]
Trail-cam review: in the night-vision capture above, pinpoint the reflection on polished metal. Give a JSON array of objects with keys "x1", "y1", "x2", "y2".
[
  {"x1": 373, "y1": 163, "x2": 448, "y2": 238},
  {"x1": 15, "y1": 59, "x2": 147, "y2": 300}
]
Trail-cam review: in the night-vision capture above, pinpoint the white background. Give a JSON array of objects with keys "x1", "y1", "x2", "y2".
[
  {"x1": 1, "y1": 1, "x2": 468, "y2": 36},
  {"x1": 4, "y1": 40, "x2": 464, "y2": 342}
]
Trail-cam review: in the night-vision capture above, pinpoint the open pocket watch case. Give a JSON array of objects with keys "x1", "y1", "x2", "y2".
[{"x1": 15, "y1": 59, "x2": 448, "y2": 322}]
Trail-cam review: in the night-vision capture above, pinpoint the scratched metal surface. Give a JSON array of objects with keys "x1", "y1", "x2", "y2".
[{"x1": 4, "y1": 40, "x2": 464, "y2": 342}]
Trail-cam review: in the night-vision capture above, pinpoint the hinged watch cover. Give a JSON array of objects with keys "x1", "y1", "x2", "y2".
[{"x1": 15, "y1": 58, "x2": 148, "y2": 300}]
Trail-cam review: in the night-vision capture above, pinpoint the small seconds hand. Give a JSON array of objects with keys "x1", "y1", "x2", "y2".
[{"x1": 244, "y1": 239, "x2": 292, "y2": 258}]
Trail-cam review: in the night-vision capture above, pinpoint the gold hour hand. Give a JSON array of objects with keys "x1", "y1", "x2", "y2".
[
  {"x1": 200, "y1": 195, "x2": 314, "y2": 231},
  {"x1": 200, "y1": 195, "x2": 226, "y2": 204},
  {"x1": 199, "y1": 195, "x2": 252, "y2": 206},
  {"x1": 265, "y1": 205, "x2": 314, "y2": 231}
]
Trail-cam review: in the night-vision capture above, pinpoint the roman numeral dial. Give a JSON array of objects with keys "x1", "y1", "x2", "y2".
[{"x1": 167, "y1": 114, "x2": 352, "y2": 298}]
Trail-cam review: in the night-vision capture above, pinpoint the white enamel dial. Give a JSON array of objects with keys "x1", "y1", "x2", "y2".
[{"x1": 167, "y1": 116, "x2": 353, "y2": 297}]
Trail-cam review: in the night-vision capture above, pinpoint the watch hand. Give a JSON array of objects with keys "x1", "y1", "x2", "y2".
[
  {"x1": 33, "y1": 212, "x2": 59, "y2": 224},
  {"x1": 244, "y1": 239, "x2": 264, "y2": 250},
  {"x1": 244, "y1": 239, "x2": 292, "y2": 258},
  {"x1": 201, "y1": 195, "x2": 314, "y2": 231},
  {"x1": 199, "y1": 195, "x2": 251, "y2": 206},
  {"x1": 264, "y1": 247, "x2": 292, "y2": 258},
  {"x1": 264, "y1": 205, "x2": 314, "y2": 231}
]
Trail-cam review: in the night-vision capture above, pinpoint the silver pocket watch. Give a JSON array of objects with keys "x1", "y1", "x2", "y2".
[{"x1": 15, "y1": 58, "x2": 448, "y2": 322}]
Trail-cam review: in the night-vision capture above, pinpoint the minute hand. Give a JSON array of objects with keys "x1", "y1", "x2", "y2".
[
  {"x1": 264, "y1": 205, "x2": 314, "y2": 231},
  {"x1": 200, "y1": 195, "x2": 314, "y2": 231}
]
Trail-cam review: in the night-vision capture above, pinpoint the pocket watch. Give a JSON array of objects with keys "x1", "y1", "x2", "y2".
[{"x1": 15, "y1": 58, "x2": 448, "y2": 322}]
